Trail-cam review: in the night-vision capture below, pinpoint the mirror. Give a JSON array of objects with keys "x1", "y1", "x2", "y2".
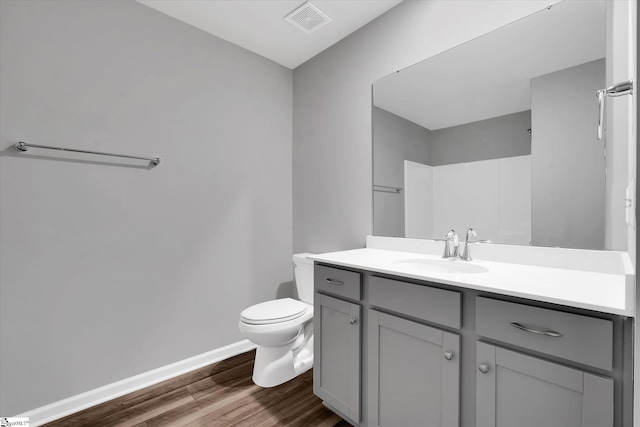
[{"x1": 372, "y1": 0, "x2": 607, "y2": 250}]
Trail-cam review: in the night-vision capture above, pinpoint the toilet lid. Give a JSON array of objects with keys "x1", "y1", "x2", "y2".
[{"x1": 241, "y1": 298, "x2": 308, "y2": 325}]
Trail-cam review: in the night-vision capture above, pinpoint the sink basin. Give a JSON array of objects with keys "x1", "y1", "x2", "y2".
[{"x1": 392, "y1": 258, "x2": 489, "y2": 274}]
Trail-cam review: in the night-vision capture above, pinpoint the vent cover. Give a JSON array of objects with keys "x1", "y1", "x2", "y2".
[{"x1": 285, "y1": 1, "x2": 332, "y2": 34}]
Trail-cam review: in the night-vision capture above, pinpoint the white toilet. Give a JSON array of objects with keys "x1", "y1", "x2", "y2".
[{"x1": 238, "y1": 253, "x2": 315, "y2": 387}]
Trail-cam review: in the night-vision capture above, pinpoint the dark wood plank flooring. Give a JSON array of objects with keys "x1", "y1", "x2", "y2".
[{"x1": 44, "y1": 350, "x2": 350, "y2": 427}]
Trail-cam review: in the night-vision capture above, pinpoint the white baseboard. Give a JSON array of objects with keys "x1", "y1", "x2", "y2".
[{"x1": 17, "y1": 340, "x2": 256, "y2": 426}]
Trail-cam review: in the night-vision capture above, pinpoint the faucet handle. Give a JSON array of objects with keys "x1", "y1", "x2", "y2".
[
  {"x1": 461, "y1": 229, "x2": 486, "y2": 261},
  {"x1": 442, "y1": 230, "x2": 458, "y2": 258},
  {"x1": 465, "y1": 228, "x2": 477, "y2": 242},
  {"x1": 434, "y1": 230, "x2": 454, "y2": 243}
]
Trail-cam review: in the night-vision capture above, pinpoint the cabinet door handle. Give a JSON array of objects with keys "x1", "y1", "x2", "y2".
[
  {"x1": 443, "y1": 351, "x2": 454, "y2": 361},
  {"x1": 349, "y1": 317, "x2": 358, "y2": 325},
  {"x1": 478, "y1": 363, "x2": 490, "y2": 374},
  {"x1": 325, "y1": 278, "x2": 344, "y2": 286},
  {"x1": 511, "y1": 322, "x2": 563, "y2": 337}
]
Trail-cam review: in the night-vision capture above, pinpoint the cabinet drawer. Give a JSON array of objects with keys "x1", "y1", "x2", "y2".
[
  {"x1": 476, "y1": 297, "x2": 613, "y2": 371},
  {"x1": 315, "y1": 264, "x2": 362, "y2": 301},
  {"x1": 369, "y1": 276, "x2": 461, "y2": 329}
]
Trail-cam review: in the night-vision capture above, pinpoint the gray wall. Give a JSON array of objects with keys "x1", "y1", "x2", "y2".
[
  {"x1": 0, "y1": 0, "x2": 292, "y2": 415},
  {"x1": 531, "y1": 59, "x2": 605, "y2": 249},
  {"x1": 429, "y1": 110, "x2": 531, "y2": 166},
  {"x1": 372, "y1": 107, "x2": 430, "y2": 237},
  {"x1": 292, "y1": 0, "x2": 559, "y2": 254}
]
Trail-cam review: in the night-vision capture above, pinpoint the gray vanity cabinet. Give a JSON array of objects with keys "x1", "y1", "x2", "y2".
[
  {"x1": 313, "y1": 264, "x2": 629, "y2": 427},
  {"x1": 476, "y1": 342, "x2": 613, "y2": 427},
  {"x1": 314, "y1": 265, "x2": 363, "y2": 424},
  {"x1": 368, "y1": 310, "x2": 460, "y2": 427}
]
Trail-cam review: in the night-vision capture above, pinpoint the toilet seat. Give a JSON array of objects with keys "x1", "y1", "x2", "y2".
[{"x1": 240, "y1": 298, "x2": 308, "y2": 325}]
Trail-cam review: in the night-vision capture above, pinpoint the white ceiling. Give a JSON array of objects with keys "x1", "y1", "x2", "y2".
[
  {"x1": 373, "y1": 0, "x2": 605, "y2": 130},
  {"x1": 137, "y1": 0, "x2": 403, "y2": 69}
]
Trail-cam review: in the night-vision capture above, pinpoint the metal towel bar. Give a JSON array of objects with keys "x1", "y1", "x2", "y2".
[
  {"x1": 15, "y1": 141, "x2": 161, "y2": 166},
  {"x1": 374, "y1": 184, "x2": 402, "y2": 194}
]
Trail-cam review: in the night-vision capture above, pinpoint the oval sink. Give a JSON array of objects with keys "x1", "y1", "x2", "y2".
[{"x1": 392, "y1": 258, "x2": 489, "y2": 274}]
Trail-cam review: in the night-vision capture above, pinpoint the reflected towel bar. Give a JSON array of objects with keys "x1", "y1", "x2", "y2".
[
  {"x1": 14, "y1": 141, "x2": 161, "y2": 167},
  {"x1": 374, "y1": 184, "x2": 402, "y2": 194}
]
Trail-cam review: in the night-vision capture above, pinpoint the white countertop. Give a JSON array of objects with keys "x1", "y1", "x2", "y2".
[{"x1": 310, "y1": 244, "x2": 635, "y2": 317}]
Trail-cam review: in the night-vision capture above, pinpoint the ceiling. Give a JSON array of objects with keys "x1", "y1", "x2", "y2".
[
  {"x1": 137, "y1": 0, "x2": 403, "y2": 69},
  {"x1": 373, "y1": 0, "x2": 605, "y2": 130}
]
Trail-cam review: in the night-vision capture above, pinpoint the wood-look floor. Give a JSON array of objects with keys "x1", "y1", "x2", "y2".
[{"x1": 44, "y1": 350, "x2": 350, "y2": 427}]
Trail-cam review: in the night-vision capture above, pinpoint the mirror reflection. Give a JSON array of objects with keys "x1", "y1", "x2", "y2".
[{"x1": 372, "y1": 0, "x2": 606, "y2": 250}]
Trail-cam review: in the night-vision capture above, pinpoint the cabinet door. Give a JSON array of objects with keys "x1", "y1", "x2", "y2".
[
  {"x1": 313, "y1": 293, "x2": 361, "y2": 423},
  {"x1": 369, "y1": 310, "x2": 460, "y2": 427},
  {"x1": 476, "y1": 342, "x2": 613, "y2": 427}
]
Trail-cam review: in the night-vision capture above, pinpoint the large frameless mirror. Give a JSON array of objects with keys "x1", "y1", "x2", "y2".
[{"x1": 372, "y1": 0, "x2": 607, "y2": 250}]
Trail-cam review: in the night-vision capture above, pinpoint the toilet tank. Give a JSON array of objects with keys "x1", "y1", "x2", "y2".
[{"x1": 293, "y1": 253, "x2": 315, "y2": 304}]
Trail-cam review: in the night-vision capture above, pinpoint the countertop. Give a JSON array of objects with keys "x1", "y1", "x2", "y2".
[{"x1": 310, "y1": 245, "x2": 635, "y2": 316}]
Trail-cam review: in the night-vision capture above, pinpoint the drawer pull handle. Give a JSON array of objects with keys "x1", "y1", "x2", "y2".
[
  {"x1": 511, "y1": 322, "x2": 563, "y2": 337},
  {"x1": 443, "y1": 351, "x2": 454, "y2": 361},
  {"x1": 478, "y1": 363, "x2": 490, "y2": 374},
  {"x1": 325, "y1": 278, "x2": 344, "y2": 286},
  {"x1": 349, "y1": 317, "x2": 358, "y2": 325}
]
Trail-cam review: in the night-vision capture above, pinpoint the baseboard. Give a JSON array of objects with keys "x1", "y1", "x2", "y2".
[{"x1": 17, "y1": 339, "x2": 256, "y2": 426}]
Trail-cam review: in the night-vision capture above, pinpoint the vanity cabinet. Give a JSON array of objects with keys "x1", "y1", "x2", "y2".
[
  {"x1": 368, "y1": 310, "x2": 460, "y2": 427},
  {"x1": 476, "y1": 342, "x2": 613, "y2": 427},
  {"x1": 313, "y1": 263, "x2": 631, "y2": 427},
  {"x1": 314, "y1": 266, "x2": 362, "y2": 424}
]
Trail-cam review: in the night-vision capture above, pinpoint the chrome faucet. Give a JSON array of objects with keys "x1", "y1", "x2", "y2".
[
  {"x1": 442, "y1": 230, "x2": 459, "y2": 258},
  {"x1": 438, "y1": 228, "x2": 489, "y2": 261}
]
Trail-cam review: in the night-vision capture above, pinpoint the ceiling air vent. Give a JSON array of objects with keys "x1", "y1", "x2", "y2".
[{"x1": 285, "y1": 1, "x2": 332, "y2": 34}]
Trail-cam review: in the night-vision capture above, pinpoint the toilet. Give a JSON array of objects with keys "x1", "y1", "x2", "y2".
[{"x1": 238, "y1": 253, "x2": 315, "y2": 387}]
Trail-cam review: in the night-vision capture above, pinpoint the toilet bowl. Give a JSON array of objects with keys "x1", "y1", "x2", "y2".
[{"x1": 238, "y1": 253, "x2": 315, "y2": 387}]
